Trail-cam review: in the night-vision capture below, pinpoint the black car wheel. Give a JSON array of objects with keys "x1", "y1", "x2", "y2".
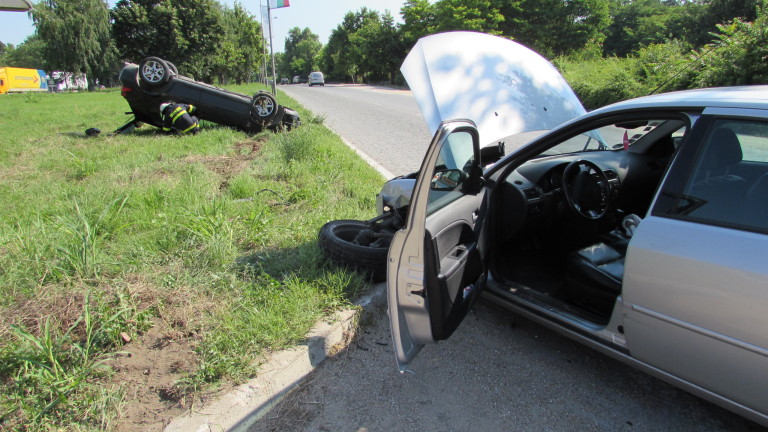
[
  {"x1": 318, "y1": 219, "x2": 389, "y2": 280},
  {"x1": 250, "y1": 91, "x2": 277, "y2": 121},
  {"x1": 139, "y1": 57, "x2": 170, "y2": 87}
]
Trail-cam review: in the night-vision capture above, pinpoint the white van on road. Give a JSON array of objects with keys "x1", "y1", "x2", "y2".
[{"x1": 309, "y1": 71, "x2": 325, "y2": 86}]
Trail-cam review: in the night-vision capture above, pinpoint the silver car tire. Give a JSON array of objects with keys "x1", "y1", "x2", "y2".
[{"x1": 139, "y1": 57, "x2": 170, "y2": 87}]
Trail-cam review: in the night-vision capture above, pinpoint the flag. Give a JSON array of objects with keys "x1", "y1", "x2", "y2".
[
  {"x1": 623, "y1": 130, "x2": 629, "y2": 150},
  {"x1": 270, "y1": 0, "x2": 290, "y2": 8}
]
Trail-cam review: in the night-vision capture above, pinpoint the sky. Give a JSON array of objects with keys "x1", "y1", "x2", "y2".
[{"x1": 0, "y1": 0, "x2": 408, "y2": 50}]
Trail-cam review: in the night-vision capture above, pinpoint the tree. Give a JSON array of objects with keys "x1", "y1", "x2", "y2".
[
  {"x1": 212, "y1": 3, "x2": 264, "y2": 84},
  {"x1": 377, "y1": 12, "x2": 407, "y2": 84},
  {"x1": 31, "y1": 0, "x2": 116, "y2": 87},
  {"x1": 603, "y1": 0, "x2": 683, "y2": 56},
  {"x1": 322, "y1": 8, "x2": 381, "y2": 82},
  {"x1": 347, "y1": 10, "x2": 406, "y2": 83},
  {"x1": 281, "y1": 27, "x2": 322, "y2": 79},
  {"x1": 676, "y1": 0, "x2": 759, "y2": 47},
  {"x1": 433, "y1": 0, "x2": 504, "y2": 34},
  {"x1": 691, "y1": 10, "x2": 768, "y2": 88},
  {"x1": 507, "y1": 0, "x2": 611, "y2": 57},
  {"x1": 111, "y1": 0, "x2": 225, "y2": 81},
  {"x1": 400, "y1": 0, "x2": 437, "y2": 47},
  {"x1": 1, "y1": 36, "x2": 48, "y2": 69}
]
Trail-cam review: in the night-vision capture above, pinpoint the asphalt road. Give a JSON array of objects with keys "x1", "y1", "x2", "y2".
[
  {"x1": 251, "y1": 83, "x2": 764, "y2": 432},
  {"x1": 280, "y1": 83, "x2": 433, "y2": 177}
]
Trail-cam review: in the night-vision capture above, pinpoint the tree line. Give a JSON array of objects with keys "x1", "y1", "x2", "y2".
[
  {"x1": 280, "y1": 0, "x2": 768, "y2": 107},
  {"x1": 0, "y1": 0, "x2": 265, "y2": 87},
  {"x1": 1, "y1": 0, "x2": 767, "y2": 108}
]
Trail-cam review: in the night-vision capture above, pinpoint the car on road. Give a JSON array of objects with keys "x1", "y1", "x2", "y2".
[
  {"x1": 119, "y1": 56, "x2": 299, "y2": 133},
  {"x1": 309, "y1": 71, "x2": 325, "y2": 87},
  {"x1": 387, "y1": 31, "x2": 768, "y2": 427}
]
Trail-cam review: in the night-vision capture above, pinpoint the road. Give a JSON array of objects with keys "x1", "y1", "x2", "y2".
[
  {"x1": 250, "y1": 84, "x2": 763, "y2": 432},
  {"x1": 280, "y1": 83, "x2": 433, "y2": 177}
]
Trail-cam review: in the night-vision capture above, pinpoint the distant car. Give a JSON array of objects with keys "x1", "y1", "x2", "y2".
[
  {"x1": 280, "y1": 77, "x2": 289, "y2": 85},
  {"x1": 119, "y1": 56, "x2": 300, "y2": 133},
  {"x1": 298, "y1": 76, "x2": 308, "y2": 84},
  {"x1": 308, "y1": 71, "x2": 325, "y2": 87},
  {"x1": 292, "y1": 76, "x2": 299, "y2": 84},
  {"x1": 386, "y1": 32, "x2": 768, "y2": 427}
]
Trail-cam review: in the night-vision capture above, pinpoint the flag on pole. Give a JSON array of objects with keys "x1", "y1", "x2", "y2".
[{"x1": 270, "y1": 0, "x2": 290, "y2": 8}]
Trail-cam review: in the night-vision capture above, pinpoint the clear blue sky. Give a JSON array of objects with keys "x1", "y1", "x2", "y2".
[{"x1": 0, "y1": 0, "x2": 408, "y2": 49}]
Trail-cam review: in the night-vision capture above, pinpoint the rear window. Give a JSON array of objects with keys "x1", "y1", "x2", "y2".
[{"x1": 660, "y1": 118, "x2": 768, "y2": 232}]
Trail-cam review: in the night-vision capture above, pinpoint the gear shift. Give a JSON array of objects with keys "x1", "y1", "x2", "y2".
[{"x1": 621, "y1": 214, "x2": 642, "y2": 238}]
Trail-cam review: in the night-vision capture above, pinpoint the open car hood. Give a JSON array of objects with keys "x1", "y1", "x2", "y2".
[{"x1": 401, "y1": 31, "x2": 586, "y2": 147}]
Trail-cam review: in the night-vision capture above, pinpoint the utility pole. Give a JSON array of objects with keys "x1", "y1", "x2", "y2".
[
  {"x1": 259, "y1": 0, "x2": 267, "y2": 85},
  {"x1": 267, "y1": 4, "x2": 277, "y2": 95}
]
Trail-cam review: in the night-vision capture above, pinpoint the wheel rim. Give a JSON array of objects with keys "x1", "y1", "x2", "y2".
[
  {"x1": 141, "y1": 60, "x2": 165, "y2": 83},
  {"x1": 253, "y1": 96, "x2": 275, "y2": 117}
]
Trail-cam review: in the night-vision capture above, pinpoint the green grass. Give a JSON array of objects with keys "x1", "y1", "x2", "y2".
[{"x1": 0, "y1": 86, "x2": 385, "y2": 430}]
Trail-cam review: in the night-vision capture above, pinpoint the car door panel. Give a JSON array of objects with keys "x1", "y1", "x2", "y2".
[
  {"x1": 623, "y1": 216, "x2": 768, "y2": 415},
  {"x1": 388, "y1": 121, "x2": 487, "y2": 370},
  {"x1": 424, "y1": 195, "x2": 486, "y2": 340}
]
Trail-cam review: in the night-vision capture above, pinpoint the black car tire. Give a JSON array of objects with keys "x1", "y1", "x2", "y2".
[
  {"x1": 139, "y1": 57, "x2": 171, "y2": 87},
  {"x1": 166, "y1": 61, "x2": 178, "y2": 76},
  {"x1": 318, "y1": 219, "x2": 388, "y2": 280},
  {"x1": 250, "y1": 91, "x2": 277, "y2": 121}
]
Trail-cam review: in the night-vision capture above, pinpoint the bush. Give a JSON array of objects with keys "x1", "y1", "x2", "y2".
[{"x1": 558, "y1": 56, "x2": 646, "y2": 109}]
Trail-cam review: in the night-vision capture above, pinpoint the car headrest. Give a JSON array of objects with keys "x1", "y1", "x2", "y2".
[{"x1": 702, "y1": 128, "x2": 743, "y2": 171}]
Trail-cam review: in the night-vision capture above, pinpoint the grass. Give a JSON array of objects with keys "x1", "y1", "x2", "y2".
[{"x1": 0, "y1": 85, "x2": 385, "y2": 430}]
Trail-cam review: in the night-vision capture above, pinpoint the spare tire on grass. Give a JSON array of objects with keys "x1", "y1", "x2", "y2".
[{"x1": 318, "y1": 219, "x2": 389, "y2": 281}]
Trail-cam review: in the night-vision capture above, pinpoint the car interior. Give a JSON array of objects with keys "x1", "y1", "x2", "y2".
[{"x1": 487, "y1": 116, "x2": 690, "y2": 325}]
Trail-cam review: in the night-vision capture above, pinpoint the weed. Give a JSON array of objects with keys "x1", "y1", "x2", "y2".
[
  {"x1": 54, "y1": 196, "x2": 129, "y2": 280},
  {"x1": 1, "y1": 293, "x2": 134, "y2": 429},
  {"x1": 276, "y1": 126, "x2": 318, "y2": 163}
]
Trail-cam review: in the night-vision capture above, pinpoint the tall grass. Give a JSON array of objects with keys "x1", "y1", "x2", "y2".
[{"x1": 0, "y1": 87, "x2": 384, "y2": 430}]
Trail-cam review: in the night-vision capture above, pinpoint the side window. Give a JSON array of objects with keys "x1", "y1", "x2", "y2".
[
  {"x1": 427, "y1": 130, "x2": 476, "y2": 214},
  {"x1": 666, "y1": 119, "x2": 768, "y2": 232}
]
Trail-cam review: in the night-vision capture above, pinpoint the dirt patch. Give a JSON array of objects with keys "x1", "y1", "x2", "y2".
[
  {"x1": 184, "y1": 138, "x2": 265, "y2": 179},
  {"x1": 0, "y1": 286, "x2": 88, "y2": 342},
  {"x1": 108, "y1": 318, "x2": 198, "y2": 432}
]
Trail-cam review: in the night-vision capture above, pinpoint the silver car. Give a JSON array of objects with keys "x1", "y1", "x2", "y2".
[{"x1": 388, "y1": 32, "x2": 768, "y2": 427}]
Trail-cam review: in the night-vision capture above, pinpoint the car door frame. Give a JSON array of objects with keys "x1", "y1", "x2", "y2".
[{"x1": 387, "y1": 119, "x2": 488, "y2": 371}]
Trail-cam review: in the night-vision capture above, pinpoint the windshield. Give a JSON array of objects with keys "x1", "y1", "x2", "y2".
[{"x1": 543, "y1": 121, "x2": 668, "y2": 155}]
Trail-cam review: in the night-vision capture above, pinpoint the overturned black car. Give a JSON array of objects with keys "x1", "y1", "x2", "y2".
[{"x1": 119, "y1": 57, "x2": 299, "y2": 133}]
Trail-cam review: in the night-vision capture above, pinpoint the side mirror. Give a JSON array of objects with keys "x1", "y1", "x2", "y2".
[{"x1": 430, "y1": 169, "x2": 465, "y2": 191}]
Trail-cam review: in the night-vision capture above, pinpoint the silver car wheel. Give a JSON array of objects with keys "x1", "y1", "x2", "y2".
[
  {"x1": 252, "y1": 94, "x2": 276, "y2": 118},
  {"x1": 141, "y1": 60, "x2": 166, "y2": 83}
]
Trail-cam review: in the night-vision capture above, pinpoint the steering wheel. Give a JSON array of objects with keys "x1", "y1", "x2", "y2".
[{"x1": 561, "y1": 159, "x2": 611, "y2": 220}]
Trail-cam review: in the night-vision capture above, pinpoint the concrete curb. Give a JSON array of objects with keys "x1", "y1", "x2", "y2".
[{"x1": 164, "y1": 283, "x2": 387, "y2": 432}]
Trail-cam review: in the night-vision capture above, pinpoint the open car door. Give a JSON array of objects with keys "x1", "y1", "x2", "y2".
[{"x1": 387, "y1": 120, "x2": 488, "y2": 371}]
